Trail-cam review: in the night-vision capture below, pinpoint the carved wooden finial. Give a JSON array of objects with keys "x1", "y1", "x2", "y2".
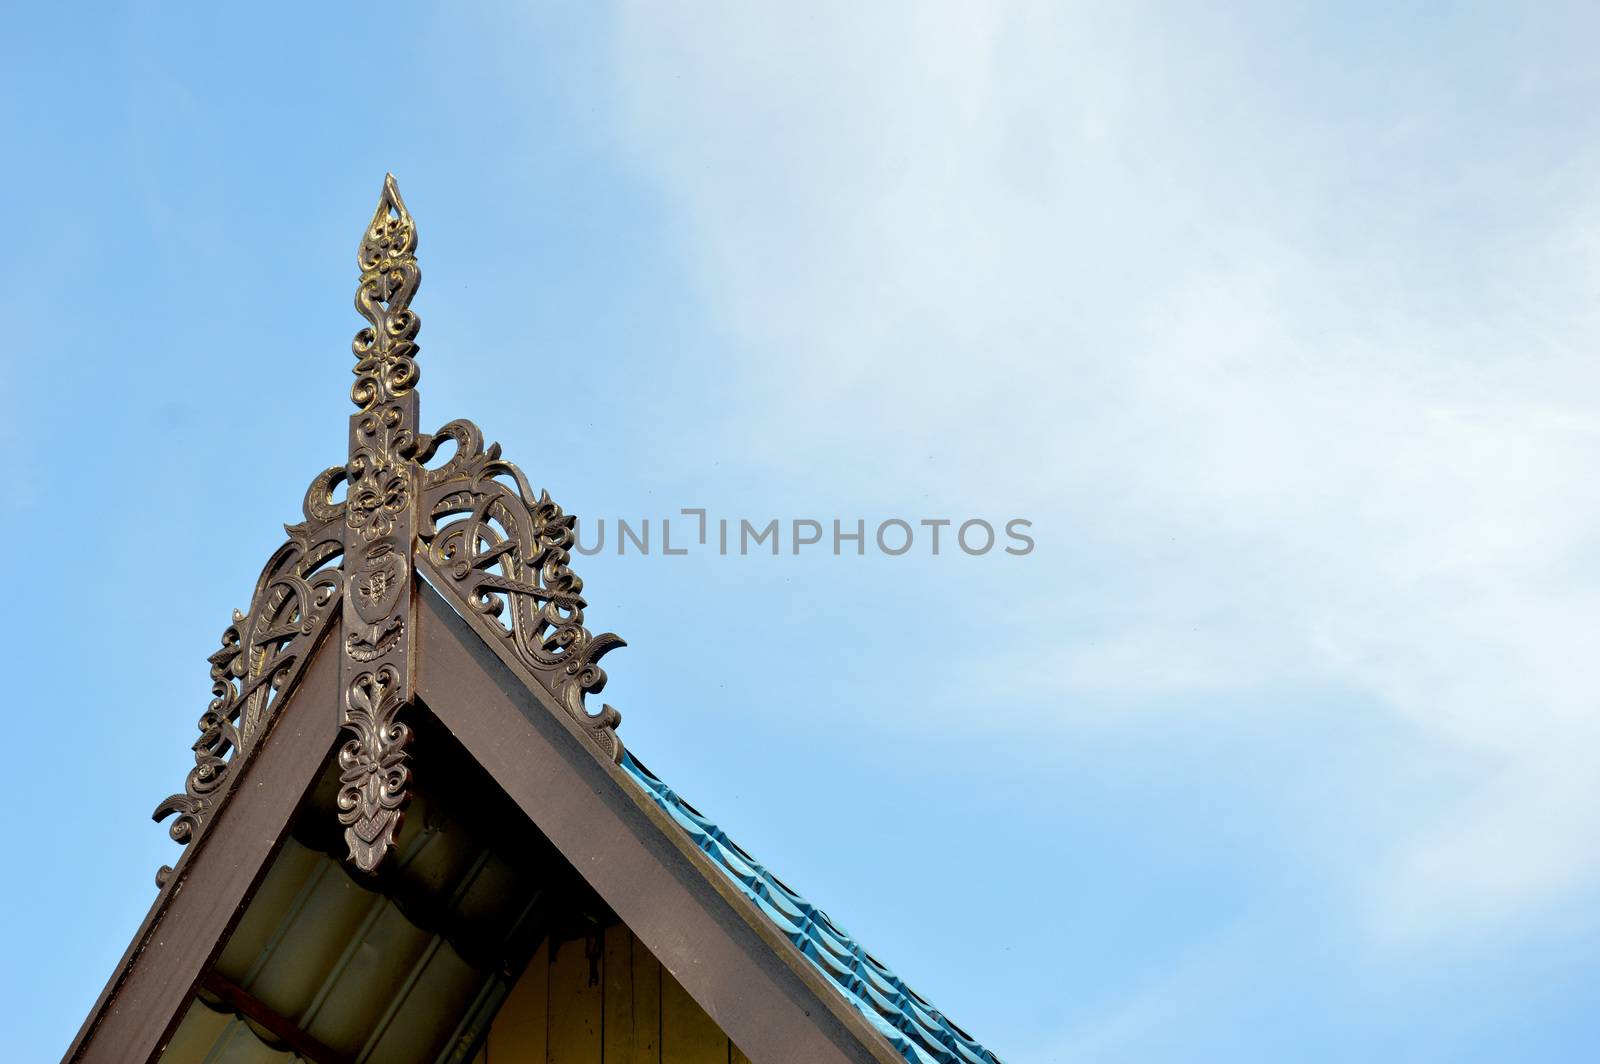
[
  {"x1": 337, "y1": 174, "x2": 423, "y2": 873},
  {"x1": 351, "y1": 173, "x2": 421, "y2": 412},
  {"x1": 156, "y1": 174, "x2": 625, "y2": 886}
]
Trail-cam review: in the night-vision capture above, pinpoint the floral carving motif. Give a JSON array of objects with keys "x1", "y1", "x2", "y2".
[
  {"x1": 346, "y1": 463, "x2": 411, "y2": 541},
  {"x1": 337, "y1": 666, "x2": 412, "y2": 873},
  {"x1": 346, "y1": 403, "x2": 415, "y2": 543}
]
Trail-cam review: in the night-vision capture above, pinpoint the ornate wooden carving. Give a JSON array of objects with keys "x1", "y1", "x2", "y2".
[
  {"x1": 335, "y1": 174, "x2": 421, "y2": 872},
  {"x1": 337, "y1": 664, "x2": 411, "y2": 869},
  {"x1": 153, "y1": 173, "x2": 626, "y2": 881},
  {"x1": 415, "y1": 420, "x2": 625, "y2": 761},
  {"x1": 351, "y1": 173, "x2": 421, "y2": 414},
  {"x1": 152, "y1": 482, "x2": 346, "y2": 886}
]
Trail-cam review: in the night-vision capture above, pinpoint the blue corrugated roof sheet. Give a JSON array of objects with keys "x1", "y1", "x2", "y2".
[{"x1": 621, "y1": 751, "x2": 1005, "y2": 1064}]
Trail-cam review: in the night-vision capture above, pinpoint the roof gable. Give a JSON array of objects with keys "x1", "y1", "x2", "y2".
[{"x1": 67, "y1": 176, "x2": 1005, "y2": 1064}]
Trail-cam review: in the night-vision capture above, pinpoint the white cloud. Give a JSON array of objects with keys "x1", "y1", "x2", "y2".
[{"x1": 606, "y1": 1, "x2": 1600, "y2": 942}]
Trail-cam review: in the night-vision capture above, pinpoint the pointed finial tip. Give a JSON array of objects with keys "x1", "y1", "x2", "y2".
[{"x1": 377, "y1": 172, "x2": 408, "y2": 215}]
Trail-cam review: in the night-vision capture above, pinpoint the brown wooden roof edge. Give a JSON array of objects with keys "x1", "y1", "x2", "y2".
[
  {"x1": 413, "y1": 578, "x2": 911, "y2": 1064},
  {"x1": 65, "y1": 625, "x2": 345, "y2": 1064}
]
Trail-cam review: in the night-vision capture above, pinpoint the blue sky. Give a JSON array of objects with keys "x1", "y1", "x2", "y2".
[{"x1": 3, "y1": 3, "x2": 1599, "y2": 1061}]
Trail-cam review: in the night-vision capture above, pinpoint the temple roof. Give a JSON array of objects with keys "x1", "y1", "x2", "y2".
[{"x1": 66, "y1": 174, "x2": 1006, "y2": 1064}]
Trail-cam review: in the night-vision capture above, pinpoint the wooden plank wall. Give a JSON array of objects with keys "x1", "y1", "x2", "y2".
[{"x1": 479, "y1": 924, "x2": 754, "y2": 1064}]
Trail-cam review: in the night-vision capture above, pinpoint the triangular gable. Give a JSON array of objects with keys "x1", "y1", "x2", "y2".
[{"x1": 65, "y1": 176, "x2": 1004, "y2": 1064}]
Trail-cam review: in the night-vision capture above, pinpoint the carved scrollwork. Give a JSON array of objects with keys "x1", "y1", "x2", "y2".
[
  {"x1": 346, "y1": 440, "x2": 413, "y2": 542},
  {"x1": 338, "y1": 665, "x2": 412, "y2": 873},
  {"x1": 352, "y1": 173, "x2": 420, "y2": 412},
  {"x1": 301, "y1": 464, "x2": 350, "y2": 525},
  {"x1": 334, "y1": 175, "x2": 423, "y2": 873},
  {"x1": 416, "y1": 420, "x2": 625, "y2": 762},
  {"x1": 153, "y1": 483, "x2": 346, "y2": 884}
]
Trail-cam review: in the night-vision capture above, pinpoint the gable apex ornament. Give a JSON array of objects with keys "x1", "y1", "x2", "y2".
[{"x1": 154, "y1": 174, "x2": 624, "y2": 880}]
